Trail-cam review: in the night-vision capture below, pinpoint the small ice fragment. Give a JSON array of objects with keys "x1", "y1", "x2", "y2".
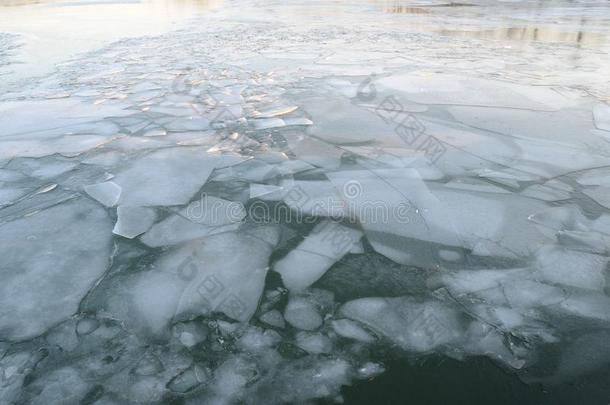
[
  {"x1": 113, "y1": 206, "x2": 157, "y2": 238},
  {"x1": 535, "y1": 245, "x2": 607, "y2": 291},
  {"x1": 250, "y1": 183, "x2": 285, "y2": 199},
  {"x1": 173, "y1": 321, "x2": 208, "y2": 348},
  {"x1": 284, "y1": 296, "x2": 323, "y2": 330},
  {"x1": 84, "y1": 181, "x2": 122, "y2": 207},
  {"x1": 283, "y1": 118, "x2": 313, "y2": 126},
  {"x1": 75, "y1": 318, "x2": 99, "y2": 336},
  {"x1": 133, "y1": 353, "x2": 164, "y2": 376},
  {"x1": 438, "y1": 249, "x2": 461, "y2": 262},
  {"x1": 296, "y1": 332, "x2": 332, "y2": 354},
  {"x1": 259, "y1": 310, "x2": 286, "y2": 328},
  {"x1": 251, "y1": 106, "x2": 298, "y2": 118},
  {"x1": 142, "y1": 128, "x2": 167, "y2": 137},
  {"x1": 251, "y1": 118, "x2": 286, "y2": 130},
  {"x1": 274, "y1": 220, "x2": 363, "y2": 291},
  {"x1": 356, "y1": 362, "x2": 385, "y2": 379},
  {"x1": 33, "y1": 183, "x2": 57, "y2": 195},
  {"x1": 331, "y1": 319, "x2": 375, "y2": 343}
]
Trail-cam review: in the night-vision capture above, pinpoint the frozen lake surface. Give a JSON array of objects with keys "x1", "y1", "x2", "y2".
[{"x1": 1, "y1": 0, "x2": 610, "y2": 403}]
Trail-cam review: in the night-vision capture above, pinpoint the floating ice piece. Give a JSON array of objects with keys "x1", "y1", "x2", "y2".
[
  {"x1": 282, "y1": 131, "x2": 343, "y2": 169},
  {"x1": 165, "y1": 117, "x2": 210, "y2": 131},
  {"x1": 173, "y1": 321, "x2": 208, "y2": 348},
  {"x1": 113, "y1": 147, "x2": 218, "y2": 206},
  {"x1": 377, "y1": 72, "x2": 568, "y2": 110},
  {"x1": 251, "y1": 106, "x2": 298, "y2": 118},
  {"x1": 142, "y1": 128, "x2": 167, "y2": 137},
  {"x1": 104, "y1": 226, "x2": 280, "y2": 334},
  {"x1": 296, "y1": 332, "x2": 332, "y2": 354},
  {"x1": 0, "y1": 98, "x2": 129, "y2": 138},
  {"x1": 583, "y1": 186, "x2": 610, "y2": 209},
  {"x1": 274, "y1": 220, "x2": 363, "y2": 290},
  {"x1": 284, "y1": 295, "x2": 323, "y2": 330},
  {"x1": 84, "y1": 181, "x2": 122, "y2": 207},
  {"x1": 535, "y1": 245, "x2": 607, "y2": 291},
  {"x1": 340, "y1": 297, "x2": 463, "y2": 352},
  {"x1": 259, "y1": 310, "x2": 285, "y2": 328},
  {"x1": 593, "y1": 103, "x2": 610, "y2": 131},
  {"x1": 463, "y1": 321, "x2": 527, "y2": 369},
  {"x1": 306, "y1": 97, "x2": 393, "y2": 144},
  {"x1": 528, "y1": 206, "x2": 590, "y2": 237},
  {"x1": 326, "y1": 169, "x2": 460, "y2": 265},
  {"x1": 250, "y1": 118, "x2": 286, "y2": 130},
  {"x1": 236, "y1": 327, "x2": 281, "y2": 352},
  {"x1": 280, "y1": 180, "x2": 349, "y2": 217},
  {"x1": 140, "y1": 196, "x2": 245, "y2": 247},
  {"x1": 168, "y1": 365, "x2": 211, "y2": 393},
  {"x1": 283, "y1": 117, "x2": 313, "y2": 126},
  {"x1": 557, "y1": 230, "x2": 610, "y2": 255},
  {"x1": 0, "y1": 198, "x2": 112, "y2": 340},
  {"x1": 113, "y1": 206, "x2": 157, "y2": 238},
  {"x1": 331, "y1": 319, "x2": 375, "y2": 343}
]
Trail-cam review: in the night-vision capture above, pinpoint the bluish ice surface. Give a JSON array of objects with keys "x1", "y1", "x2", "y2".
[{"x1": 1, "y1": 0, "x2": 610, "y2": 403}]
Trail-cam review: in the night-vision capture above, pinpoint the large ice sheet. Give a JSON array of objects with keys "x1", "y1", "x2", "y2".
[
  {"x1": 99, "y1": 226, "x2": 280, "y2": 335},
  {"x1": 0, "y1": 198, "x2": 113, "y2": 341},
  {"x1": 112, "y1": 147, "x2": 219, "y2": 206}
]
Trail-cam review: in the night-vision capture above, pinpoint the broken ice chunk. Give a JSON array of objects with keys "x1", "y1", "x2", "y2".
[
  {"x1": 259, "y1": 310, "x2": 286, "y2": 328},
  {"x1": 84, "y1": 181, "x2": 122, "y2": 207},
  {"x1": 331, "y1": 319, "x2": 375, "y2": 343},
  {"x1": 274, "y1": 220, "x2": 363, "y2": 291},
  {"x1": 113, "y1": 206, "x2": 157, "y2": 238},
  {"x1": 140, "y1": 196, "x2": 245, "y2": 247},
  {"x1": 306, "y1": 97, "x2": 393, "y2": 144},
  {"x1": 534, "y1": 245, "x2": 607, "y2": 291},
  {"x1": 100, "y1": 226, "x2": 281, "y2": 334},
  {"x1": 251, "y1": 106, "x2": 298, "y2": 118},
  {"x1": 113, "y1": 147, "x2": 218, "y2": 206},
  {"x1": 284, "y1": 295, "x2": 323, "y2": 331},
  {"x1": 340, "y1": 297, "x2": 463, "y2": 352},
  {"x1": 296, "y1": 332, "x2": 332, "y2": 354},
  {"x1": 250, "y1": 118, "x2": 285, "y2": 130},
  {"x1": 377, "y1": 72, "x2": 568, "y2": 110},
  {"x1": 0, "y1": 198, "x2": 113, "y2": 340}
]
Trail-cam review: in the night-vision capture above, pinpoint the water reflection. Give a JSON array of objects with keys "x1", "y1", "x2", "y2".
[
  {"x1": 0, "y1": 0, "x2": 222, "y2": 80},
  {"x1": 371, "y1": 0, "x2": 608, "y2": 47},
  {"x1": 438, "y1": 27, "x2": 606, "y2": 46}
]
